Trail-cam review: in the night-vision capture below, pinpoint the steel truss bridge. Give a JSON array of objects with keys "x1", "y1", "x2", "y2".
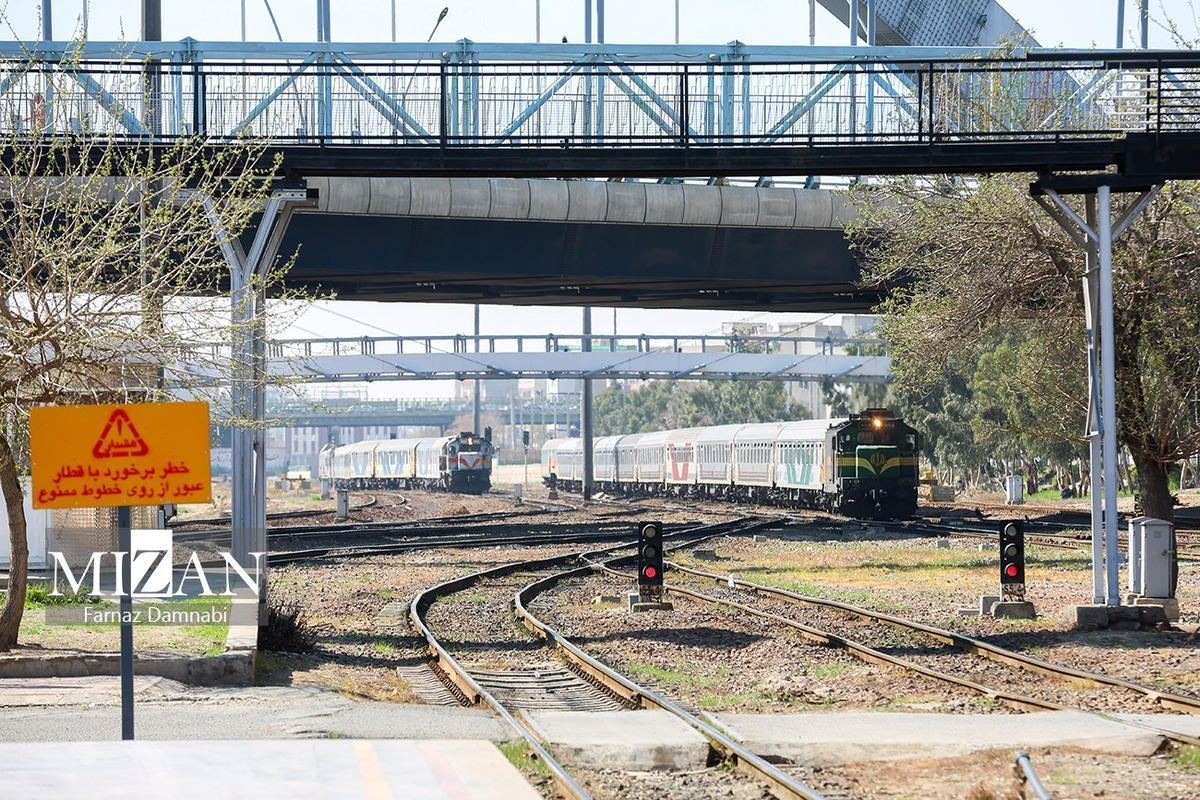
[{"x1": 5, "y1": 41, "x2": 1200, "y2": 180}]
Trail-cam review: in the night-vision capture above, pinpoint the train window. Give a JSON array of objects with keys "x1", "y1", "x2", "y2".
[{"x1": 905, "y1": 433, "x2": 916, "y2": 451}]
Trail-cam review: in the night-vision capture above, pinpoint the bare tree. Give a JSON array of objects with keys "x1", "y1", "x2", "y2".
[{"x1": 0, "y1": 57, "x2": 294, "y2": 649}]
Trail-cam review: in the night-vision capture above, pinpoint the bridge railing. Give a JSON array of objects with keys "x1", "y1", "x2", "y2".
[
  {"x1": 0, "y1": 41, "x2": 1191, "y2": 147},
  {"x1": 260, "y1": 333, "x2": 886, "y2": 359}
]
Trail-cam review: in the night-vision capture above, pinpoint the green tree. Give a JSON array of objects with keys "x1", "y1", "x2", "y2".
[
  {"x1": 850, "y1": 174, "x2": 1200, "y2": 521},
  {"x1": 593, "y1": 380, "x2": 797, "y2": 434},
  {"x1": 821, "y1": 340, "x2": 893, "y2": 415}
]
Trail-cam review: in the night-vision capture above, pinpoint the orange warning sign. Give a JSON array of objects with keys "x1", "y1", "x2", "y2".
[{"x1": 31, "y1": 401, "x2": 212, "y2": 509}]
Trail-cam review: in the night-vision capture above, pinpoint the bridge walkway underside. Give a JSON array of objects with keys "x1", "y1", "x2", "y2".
[
  {"x1": 269, "y1": 211, "x2": 866, "y2": 311},
  {"x1": 242, "y1": 176, "x2": 870, "y2": 311}
]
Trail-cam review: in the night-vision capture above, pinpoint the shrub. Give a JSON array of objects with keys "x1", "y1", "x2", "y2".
[{"x1": 257, "y1": 596, "x2": 317, "y2": 653}]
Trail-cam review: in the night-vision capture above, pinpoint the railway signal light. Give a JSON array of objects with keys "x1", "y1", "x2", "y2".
[
  {"x1": 1000, "y1": 520, "x2": 1026, "y2": 594},
  {"x1": 637, "y1": 521, "x2": 665, "y2": 593}
]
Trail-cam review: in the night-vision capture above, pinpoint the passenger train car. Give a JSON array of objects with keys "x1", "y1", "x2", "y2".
[
  {"x1": 542, "y1": 409, "x2": 921, "y2": 518},
  {"x1": 319, "y1": 431, "x2": 494, "y2": 494}
]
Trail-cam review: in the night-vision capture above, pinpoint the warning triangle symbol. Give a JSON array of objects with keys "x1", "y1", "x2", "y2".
[{"x1": 92, "y1": 409, "x2": 150, "y2": 459}]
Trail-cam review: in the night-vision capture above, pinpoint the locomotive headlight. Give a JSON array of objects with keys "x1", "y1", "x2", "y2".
[{"x1": 872, "y1": 417, "x2": 883, "y2": 430}]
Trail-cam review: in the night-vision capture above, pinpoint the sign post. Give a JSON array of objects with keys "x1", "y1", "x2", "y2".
[{"x1": 31, "y1": 401, "x2": 212, "y2": 741}]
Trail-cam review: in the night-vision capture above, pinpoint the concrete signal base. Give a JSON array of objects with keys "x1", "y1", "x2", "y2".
[
  {"x1": 991, "y1": 600, "x2": 1037, "y2": 620},
  {"x1": 958, "y1": 595, "x2": 1036, "y2": 619},
  {"x1": 628, "y1": 592, "x2": 674, "y2": 612},
  {"x1": 1067, "y1": 604, "x2": 1171, "y2": 631},
  {"x1": 1125, "y1": 595, "x2": 1181, "y2": 622}
]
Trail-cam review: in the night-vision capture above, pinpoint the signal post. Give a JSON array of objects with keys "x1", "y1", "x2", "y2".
[
  {"x1": 993, "y1": 520, "x2": 1037, "y2": 619},
  {"x1": 629, "y1": 521, "x2": 673, "y2": 612}
]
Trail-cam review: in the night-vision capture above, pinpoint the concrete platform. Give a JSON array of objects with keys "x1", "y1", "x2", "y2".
[
  {"x1": 522, "y1": 709, "x2": 710, "y2": 770},
  {"x1": 0, "y1": 739, "x2": 540, "y2": 799},
  {"x1": 0, "y1": 678, "x2": 514, "y2": 742},
  {"x1": 713, "y1": 712, "x2": 1167, "y2": 767}
]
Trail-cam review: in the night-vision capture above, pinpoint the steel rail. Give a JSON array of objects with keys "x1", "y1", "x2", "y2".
[
  {"x1": 406, "y1": 518, "x2": 775, "y2": 799},
  {"x1": 410, "y1": 550, "x2": 597, "y2": 800},
  {"x1": 674, "y1": 562, "x2": 1200, "y2": 716},
  {"x1": 591, "y1": 561, "x2": 1067, "y2": 714},
  {"x1": 514, "y1": 556, "x2": 828, "y2": 800},
  {"x1": 662, "y1": 574, "x2": 1200, "y2": 748},
  {"x1": 265, "y1": 525, "x2": 643, "y2": 566}
]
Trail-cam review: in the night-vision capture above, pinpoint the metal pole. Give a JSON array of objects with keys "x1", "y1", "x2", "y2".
[
  {"x1": 536, "y1": 0, "x2": 540, "y2": 43},
  {"x1": 674, "y1": 0, "x2": 679, "y2": 44},
  {"x1": 865, "y1": 0, "x2": 875, "y2": 137},
  {"x1": 848, "y1": 0, "x2": 858, "y2": 136},
  {"x1": 1139, "y1": 0, "x2": 1148, "y2": 49},
  {"x1": 1098, "y1": 185, "x2": 1120, "y2": 606},
  {"x1": 1084, "y1": 195, "x2": 1105, "y2": 604},
  {"x1": 118, "y1": 506, "x2": 134, "y2": 740},
  {"x1": 582, "y1": 308, "x2": 594, "y2": 501},
  {"x1": 41, "y1": 0, "x2": 51, "y2": 39},
  {"x1": 473, "y1": 305, "x2": 481, "y2": 434},
  {"x1": 391, "y1": 0, "x2": 396, "y2": 42},
  {"x1": 141, "y1": 0, "x2": 160, "y2": 39},
  {"x1": 1116, "y1": 0, "x2": 1126, "y2": 48},
  {"x1": 809, "y1": 0, "x2": 816, "y2": 46}
]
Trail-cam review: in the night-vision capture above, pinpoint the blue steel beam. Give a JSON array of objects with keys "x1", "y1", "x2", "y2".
[
  {"x1": 329, "y1": 54, "x2": 433, "y2": 142},
  {"x1": 0, "y1": 40, "x2": 1187, "y2": 158},
  {"x1": 229, "y1": 51, "x2": 320, "y2": 137}
]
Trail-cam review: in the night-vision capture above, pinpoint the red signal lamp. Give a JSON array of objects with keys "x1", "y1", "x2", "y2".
[
  {"x1": 1004, "y1": 564, "x2": 1019, "y2": 578},
  {"x1": 643, "y1": 566, "x2": 658, "y2": 579}
]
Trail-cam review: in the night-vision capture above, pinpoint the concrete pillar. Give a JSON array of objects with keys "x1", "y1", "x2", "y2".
[{"x1": 582, "y1": 308, "x2": 594, "y2": 501}]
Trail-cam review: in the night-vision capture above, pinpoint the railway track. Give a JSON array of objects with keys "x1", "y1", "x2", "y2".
[
  {"x1": 651, "y1": 560, "x2": 1200, "y2": 747},
  {"x1": 409, "y1": 517, "x2": 832, "y2": 800}
]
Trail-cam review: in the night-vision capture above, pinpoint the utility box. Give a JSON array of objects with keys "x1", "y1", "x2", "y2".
[
  {"x1": 1004, "y1": 475, "x2": 1024, "y2": 505},
  {"x1": 1128, "y1": 516, "x2": 1175, "y2": 598}
]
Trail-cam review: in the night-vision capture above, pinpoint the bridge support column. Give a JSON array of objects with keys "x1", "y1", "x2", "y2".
[
  {"x1": 201, "y1": 189, "x2": 308, "y2": 597},
  {"x1": 1035, "y1": 181, "x2": 1160, "y2": 607},
  {"x1": 582, "y1": 308, "x2": 594, "y2": 502}
]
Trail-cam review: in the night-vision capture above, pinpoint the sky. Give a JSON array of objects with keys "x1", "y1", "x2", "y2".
[{"x1": 1, "y1": 0, "x2": 1194, "y2": 398}]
